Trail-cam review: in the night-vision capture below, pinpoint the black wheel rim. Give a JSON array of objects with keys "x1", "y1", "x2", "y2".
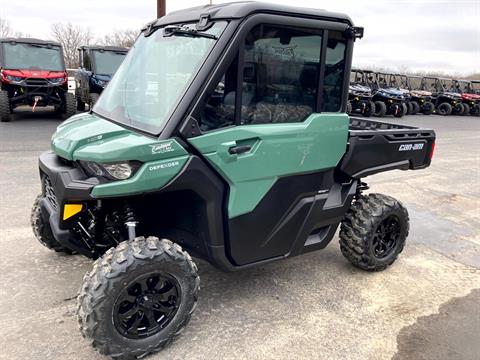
[
  {"x1": 372, "y1": 215, "x2": 401, "y2": 259},
  {"x1": 113, "y1": 272, "x2": 180, "y2": 339}
]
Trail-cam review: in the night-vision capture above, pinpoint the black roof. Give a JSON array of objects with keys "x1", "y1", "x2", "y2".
[
  {"x1": 150, "y1": 1, "x2": 352, "y2": 28},
  {"x1": 0, "y1": 37, "x2": 61, "y2": 47},
  {"x1": 78, "y1": 45, "x2": 129, "y2": 52}
]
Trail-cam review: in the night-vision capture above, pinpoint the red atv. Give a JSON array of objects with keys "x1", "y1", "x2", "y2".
[
  {"x1": 0, "y1": 38, "x2": 76, "y2": 122},
  {"x1": 455, "y1": 80, "x2": 480, "y2": 116}
]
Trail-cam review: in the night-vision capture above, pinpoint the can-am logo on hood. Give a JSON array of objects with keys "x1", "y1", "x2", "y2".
[{"x1": 150, "y1": 141, "x2": 174, "y2": 154}]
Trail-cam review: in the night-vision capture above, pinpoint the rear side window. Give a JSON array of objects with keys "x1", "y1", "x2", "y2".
[
  {"x1": 240, "y1": 25, "x2": 322, "y2": 124},
  {"x1": 322, "y1": 31, "x2": 346, "y2": 112}
]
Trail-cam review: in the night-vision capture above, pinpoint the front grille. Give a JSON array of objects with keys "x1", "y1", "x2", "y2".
[
  {"x1": 43, "y1": 176, "x2": 58, "y2": 210},
  {"x1": 25, "y1": 78, "x2": 49, "y2": 86}
]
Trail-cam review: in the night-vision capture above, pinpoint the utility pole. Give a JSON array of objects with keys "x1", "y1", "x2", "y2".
[{"x1": 157, "y1": 0, "x2": 166, "y2": 18}]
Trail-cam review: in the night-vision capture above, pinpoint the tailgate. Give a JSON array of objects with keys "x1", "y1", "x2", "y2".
[{"x1": 340, "y1": 125, "x2": 436, "y2": 178}]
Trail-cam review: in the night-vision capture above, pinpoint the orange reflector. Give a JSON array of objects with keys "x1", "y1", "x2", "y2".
[{"x1": 63, "y1": 204, "x2": 83, "y2": 220}]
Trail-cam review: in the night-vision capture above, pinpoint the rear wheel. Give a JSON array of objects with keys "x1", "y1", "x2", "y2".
[
  {"x1": 0, "y1": 90, "x2": 12, "y2": 122},
  {"x1": 410, "y1": 101, "x2": 420, "y2": 115},
  {"x1": 437, "y1": 102, "x2": 452, "y2": 116},
  {"x1": 461, "y1": 103, "x2": 470, "y2": 116},
  {"x1": 89, "y1": 93, "x2": 100, "y2": 109},
  {"x1": 339, "y1": 193, "x2": 409, "y2": 271},
  {"x1": 452, "y1": 103, "x2": 464, "y2": 115},
  {"x1": 78, "y1": 236, "x2": 199, "y2": 359},
  {"x1": 406, "y1": 101, "x2": 413, "y2": 115},
  {"x1": 374, "y1": 101, "x2": 386, "y2": 117},
  {"x1": 31, "y1": 194, "x2": 73, "y2": 254},
  {"x1": 422, "y1": 101, "x2": 434, "y2": 115},
  {"x1": 62, "y1": 92, "x2": 76, "y2": 119}
]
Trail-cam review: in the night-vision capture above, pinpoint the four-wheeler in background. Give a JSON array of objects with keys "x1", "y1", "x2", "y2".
[
  {"x1": 31, "y1": 3, "x2": 436, "y2": 359},
  {"x1": 422, "y1": 77, "x2": 464, "y2": 116},
  {"x1": 0, "y1": 38, "x2": 76, "y2": 122},
  {"x1": 405, "y1": 75, "x2": 435, "y2": 115},
  {"x1": 75, "y1": 45, "x2": 128, "y2": 110},
  {"x1": 386, "y1": 73, "x2": 416, "y2": 114},
  {"x1": 365, "y1": 70, "x2": 407, "y2": 117},
  {"x1": 348, "y1": 69, "x2": 375, "y2": 116},
  {"x1": 454, "y1": 79, "x2": 480, "y2": 116}
]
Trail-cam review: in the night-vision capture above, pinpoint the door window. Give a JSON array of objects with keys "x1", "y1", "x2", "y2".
[{"x1": 240, "y1": 25, "x2": 322, "y2": 124}]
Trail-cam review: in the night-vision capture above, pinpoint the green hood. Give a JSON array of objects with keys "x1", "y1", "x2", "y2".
[{"x1": 51, "y1": 112, "x2": 187, "y2": 163}]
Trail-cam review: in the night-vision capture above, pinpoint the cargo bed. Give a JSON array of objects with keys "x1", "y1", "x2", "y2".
[{"x1": 340, "y1": 117, "x2": 436, "y2": 178}]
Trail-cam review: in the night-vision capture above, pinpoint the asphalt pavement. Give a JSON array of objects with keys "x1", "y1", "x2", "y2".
[{"x1": 0, "y1": 107, "x2": 479, "y2": 360}]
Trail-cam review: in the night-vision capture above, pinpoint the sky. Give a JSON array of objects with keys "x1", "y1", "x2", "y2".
[{"x1": 1, "y1": 0, "x2": 479, "y2": 75}]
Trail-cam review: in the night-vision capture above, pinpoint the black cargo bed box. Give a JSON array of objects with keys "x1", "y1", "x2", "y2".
[{"x1": 340, "y1": 117, "x2": 436, "y2": 178}]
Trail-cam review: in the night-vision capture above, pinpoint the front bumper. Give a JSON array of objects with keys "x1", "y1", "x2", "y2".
[{"x1": 39, "y1": 151, "x2": 99, "y2": 229}]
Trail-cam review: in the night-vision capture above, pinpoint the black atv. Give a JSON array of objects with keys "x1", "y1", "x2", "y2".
[
  {"x1": 75, "y1": 45, "x2": 128, "y2": 110},
  {"x1": 348, "y1": 69, "x2": 375, "y2": 116},
  {"x1": 365, "y1": 71, "x2": 406, "y2": 117},
  {"x1": 0, "y1": 38, "x2": 76, "y2": 122},
  {"x1": 405, "y1": 75, "x2": 435, "y2": 115},
  {"x1": 421, "y1": 77, "x2": 463, "y2": 116}
]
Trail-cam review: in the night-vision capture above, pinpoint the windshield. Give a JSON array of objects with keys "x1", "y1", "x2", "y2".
[
  {"x1": 92, "y1": 50, "x2": 127, "y2": 75},
  {"x1": 456, "y1": 81, "x2": 471, "y2": 93},
  {"x1": 439, "y1": 79, "x2": 455, "y2": 92},
  {"x1": 3, "y1": 42, "x2": 63, "y2": 71},
  {"x1": 422, "y1": 78, "x2": 437, "y2": 91},
  {"x1": 471, "y1": 82, "x2": 480, "y2": 92},
  {"x1": 94, "y1": 21, "x2": 226, "y2": 134},
  {"x1": 408, "y1": 77, "x2": 422, "y2": 90}
]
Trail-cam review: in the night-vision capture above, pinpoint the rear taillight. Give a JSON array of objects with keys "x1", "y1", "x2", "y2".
[{"x1": 429, "y1": 141, "x2": 435, "y2": 160}]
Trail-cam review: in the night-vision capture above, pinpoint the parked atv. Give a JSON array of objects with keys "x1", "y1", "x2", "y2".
[
  {"x1": 422, "y1": 77, "x2": 463, "y2": 115},
  {"x1": 405, "y1": 75, "x2": 435, "y2": 115},
  {"x1": 0, "y1": 38, "x2": 76, "y2": 122},
  {"x1": 348, "y1": 69, "x2": 375, "y2": 116},
  {"x1": 366, "y1": 71, "x2": 406, "y2": 117},
  {"x1": 75, "y1": 45, "x2": 128, "y2": 111},
  {"x1": 454, "y1": 80, "x2": 480, "y2": 116},
  {"x1": 31, "y1": 3, "x2": 435, "y2": 359},
  {"x1": 387, "y1": 73, "x2": 416, "y2": 115}
]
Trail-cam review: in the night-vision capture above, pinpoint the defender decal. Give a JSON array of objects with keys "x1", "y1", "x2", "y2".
[{"x1": 149, "y1": 160, "x2": 180, "y2": 171}]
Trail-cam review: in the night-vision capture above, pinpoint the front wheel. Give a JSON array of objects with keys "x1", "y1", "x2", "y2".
[
  {"x1": 422, "y1": 101, "x2": 434, "y2": 115},
  {"x1": 461, "y1": 103, "x2": 470, "y2": 116},
  {"x1": 62, "y1": 92, "x2": 76, "y2": 119},
  {"x1": 437, "y1": 102, "x2": 452, "y2": 116},
  {"x1": 471, "y1": 104, "x2": 480, "y2": 117},
  {"x1": 410, "y1": 101, "x2": 420, "y2": 115},
  {"x1": 78, "y1": 236, "x2": 199, "y2": 359},
  {"x1": 374, "y1": 101, "x2": 387, "y2": 117},
  {"x1": 31, "y1": 194, "x2": 73, "y2": 254},
  {"x1": 339, "y1": 193, "x2": 409, "y2": 271},
  {"x1": 0, "y1": 90, "x2": 12, "y2": 122}
]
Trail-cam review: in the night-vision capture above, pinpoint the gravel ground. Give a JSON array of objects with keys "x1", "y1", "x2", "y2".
[{"x1": 0, "y1": 108, "x2": 479, "y2": 360}]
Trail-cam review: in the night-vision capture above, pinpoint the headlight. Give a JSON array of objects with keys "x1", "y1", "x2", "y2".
[
  {"x1": 79, "y1": 161, "x2": 141, "y2": 180},
  {"x1": 5, "y1": 75, "x2": 23, "y2": 82},
  {"x1": 49, "y1": 76, "x2": 66, "y2": 84}
]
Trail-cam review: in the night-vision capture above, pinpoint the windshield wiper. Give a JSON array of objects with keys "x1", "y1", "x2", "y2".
[{"x1": 163, "y1": 25, "x2": 217, "y2": 40}]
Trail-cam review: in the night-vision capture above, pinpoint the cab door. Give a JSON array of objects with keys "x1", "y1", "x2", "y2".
[{"x1": 187, "y1": 20, "x2": 351, "y2": 265}]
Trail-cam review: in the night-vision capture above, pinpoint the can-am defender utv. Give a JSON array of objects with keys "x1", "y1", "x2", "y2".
[
  {"x1": 75, "y1": 45, "x2": 128, "y2": 111},
  {"x1": 0, "y1": 38, "x2": 76, "y2": 122},
  {"x1": 421, "y1": 77, "x2": 463, "y2": 116},
  {"x1": 365, "y1": 70, "x2": 406, "y2": 117},
  {"x1": 454, "y1": 79, "x2": 480, "y2": 116},
  {"x1": 347, "y1": 69, "x2": 375, "y2": 116},
  {"x1": 405, "y1": 75, "x2": 435, "y2": 115},
  {"x1": 31, "y1": 3, "x2": 435, "y2": 359}
]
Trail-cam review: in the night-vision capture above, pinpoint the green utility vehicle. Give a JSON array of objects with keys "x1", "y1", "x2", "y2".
[{"x1": 32, "y1": 3, "x2": 436, "y2": 359}]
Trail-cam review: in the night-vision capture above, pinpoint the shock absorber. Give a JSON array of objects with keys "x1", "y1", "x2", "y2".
[{"x1": 123, "y1": 203, "x2": 138, "y2": 240}]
